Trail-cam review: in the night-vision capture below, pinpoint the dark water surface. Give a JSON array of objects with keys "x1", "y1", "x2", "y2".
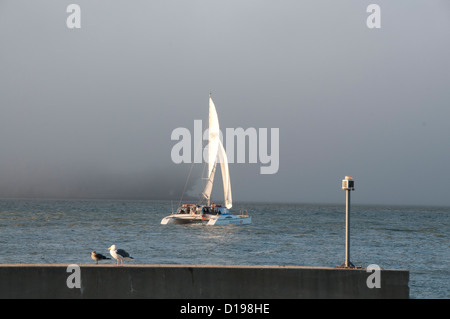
[{"x1": 0, "y1": 199, "x2": 448, "y2": 298}]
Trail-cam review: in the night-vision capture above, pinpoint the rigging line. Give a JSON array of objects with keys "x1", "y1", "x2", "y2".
[
  {"x1": 200, "y1": 158, "x2": 207, "y2": 186},
  {"x1": 197, "y1": 160, "x2": 208, "y2": 206},
  {"x1": 178, "y1": 132, "x2": 204, "y2": 207},
  {"x1": 178, "y1": 159, "x2": 195, "y2": 208}
]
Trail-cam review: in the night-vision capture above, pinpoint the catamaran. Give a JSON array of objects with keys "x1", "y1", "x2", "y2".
[{"x1": 161, "y1": 95, "x2": 251, "y2": 225}]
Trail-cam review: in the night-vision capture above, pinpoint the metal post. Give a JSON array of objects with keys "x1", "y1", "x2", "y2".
[
  {"x1": 340, "y1": 176, "x2": 355, "y2": 268},
  {"x1": 345, "y1": 189, "x2": 352, "y2": 267}
]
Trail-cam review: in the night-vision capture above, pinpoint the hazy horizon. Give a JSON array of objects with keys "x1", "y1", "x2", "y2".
[{"x1": 1, "y1": 1, "x2": 449, "y2": 207}]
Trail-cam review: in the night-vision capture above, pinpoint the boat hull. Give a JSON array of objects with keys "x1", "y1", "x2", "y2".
[
  {"x1": 161, "y1": 213, "x2": 251, "y2": 225},
  {"x1": 160, "y1": 214, "x2": 204, "y2": 225},
  {"x1": 205, "y1": 215, "x2": 252, "y2": 226}
]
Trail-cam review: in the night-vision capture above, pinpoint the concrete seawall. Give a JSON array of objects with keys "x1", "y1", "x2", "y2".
[{"x1": 0, "y1": 264, "x2": 409, "y2": 299}]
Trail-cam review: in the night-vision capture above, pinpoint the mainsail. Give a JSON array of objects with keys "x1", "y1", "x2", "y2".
[
  {"x1": 201, "y1": 96, "x2": 232, "y2": 209},
  {"x1": 202, "y1": 161, "x2": 216, "y2": 203},
  {"x1": 208, "y1": 96, "x2": 220, "y2": 178}
]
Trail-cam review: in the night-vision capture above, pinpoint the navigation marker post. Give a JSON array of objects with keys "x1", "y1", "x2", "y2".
[{"x1": 340, "y1": 176, "x2": 355, "y2": 268}]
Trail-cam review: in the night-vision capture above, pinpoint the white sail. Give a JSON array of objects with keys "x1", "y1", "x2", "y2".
[
  {"x1": 218, "y1": 140, "x2": 232, "y2": 209},
  {"x1": 201, "y1": 95, "x2": 232, "y2": 209},
  {"x1": 208, "y1": 96, "x2": 220, "y2": 179},
  {"x1": 202, "y1": 161, "x2": 216, "y2": 202}
]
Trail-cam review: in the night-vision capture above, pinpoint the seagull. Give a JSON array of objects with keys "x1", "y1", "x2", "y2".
[
  {"x1": 91, "y1": 251, "x2": 111, "y2": 264},
  {"x1": 108, "y1": 244, "x2": 134, "y2": 266}
]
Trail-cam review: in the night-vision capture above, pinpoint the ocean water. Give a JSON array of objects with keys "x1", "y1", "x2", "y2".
[{"x1": 0, "y1": 198, "x2": 448, "y2": 299}]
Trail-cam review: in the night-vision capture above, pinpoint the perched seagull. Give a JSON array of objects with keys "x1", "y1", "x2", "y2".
[
  {"x1": 91, "y1": 251, "x2": 111, "y2": 264},
  {"x1": 108, "y1": 244, "x2": 134, "y2": 266}
]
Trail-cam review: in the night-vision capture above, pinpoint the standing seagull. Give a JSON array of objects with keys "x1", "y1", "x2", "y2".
[
  {"x1": 91, "y1": 251, "x2": 111, "y2": 264},
  {"x1": 108, "y1": 244, "x2": 134, "y2": 266}
]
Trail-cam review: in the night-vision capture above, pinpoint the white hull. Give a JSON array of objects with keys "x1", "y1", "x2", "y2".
[
  {"x1": 205, "y1": 214, "x2": 252, "y2": 226},
  {"x1": 160, "y1": 213, "x2": 204, "y2": 225}
]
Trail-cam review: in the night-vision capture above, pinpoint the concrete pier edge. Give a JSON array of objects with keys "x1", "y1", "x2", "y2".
[{"x1": 0, "y1": 264, "x2": 409, "y2": 299}]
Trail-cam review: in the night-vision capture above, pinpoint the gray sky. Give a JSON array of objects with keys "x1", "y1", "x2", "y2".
[{"x1": 0, "y1": 1, "x2": 449, "y2": 206}]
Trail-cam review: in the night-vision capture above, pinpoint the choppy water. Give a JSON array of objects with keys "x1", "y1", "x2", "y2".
[{"x1": 0, "y1": 199, "x2": 448, "y2": 298}]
